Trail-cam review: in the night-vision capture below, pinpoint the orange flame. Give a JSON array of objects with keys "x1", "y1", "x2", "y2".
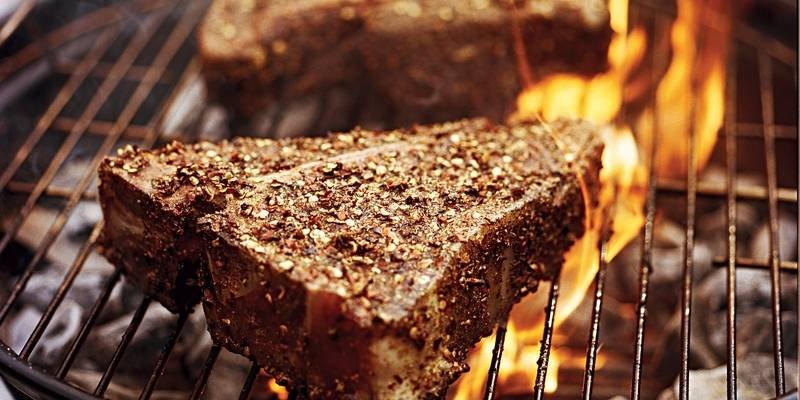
[
  {"x1": 452, "y1": 0, "x2": 728, "y2": 397},
  {"x1": 636, "y1": 0, "x2": 729, "y2": 178},
  {"x1": 267, "y1": 378, "x2": 289, "y2": 400},
  {"x1": 514, "y1": 0, "x2": 646, "y2": 124}
]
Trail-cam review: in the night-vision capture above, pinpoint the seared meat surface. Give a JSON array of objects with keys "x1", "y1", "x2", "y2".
[{"x1": 98, "y1": 118, "x2": 602, "y2": 398}]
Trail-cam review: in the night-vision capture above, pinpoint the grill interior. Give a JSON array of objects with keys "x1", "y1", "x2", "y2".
[{"x1": 0, "y1": 0, "x2": 797, "y2": 399}]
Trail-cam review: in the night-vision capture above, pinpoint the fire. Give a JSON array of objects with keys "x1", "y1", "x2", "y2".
[
  {"x1": 452, "y1": 0, "x2": 728, "y2": 397},
  {"x1": 514, "y1": 0, "x2": 646, "y2": 124},
  {"x1": 636, "y1": 0, "x2": 729, "y2": 178},
  {"x1": 267, "y1": 378, "x2": 289, "y2": 400}
]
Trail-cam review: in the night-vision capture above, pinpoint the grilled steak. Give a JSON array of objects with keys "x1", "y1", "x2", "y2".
[
  {"x1": 198, "y1": 0, "x2": 612, "y2": 127},
  {"x1": 98, "y1": 118, "x2": 603, "y2": 399}
]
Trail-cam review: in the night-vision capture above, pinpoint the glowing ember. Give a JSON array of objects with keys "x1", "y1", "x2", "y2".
[
  {"x1": 267, "y1": 378, "x2": 289, "y2": 400},
  {"x1": 452, "y1": 0, "x2": 729, "y2": 397}
]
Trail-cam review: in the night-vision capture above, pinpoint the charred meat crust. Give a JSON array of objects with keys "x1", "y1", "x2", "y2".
[
  {"x1": 97, "y1": 118, "x2": 602, "y2": 398},
  {"x1": 198, "y1": 0, "x2": 612, "y2": 125}
]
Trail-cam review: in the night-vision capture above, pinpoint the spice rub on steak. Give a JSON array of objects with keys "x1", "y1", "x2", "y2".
[
  {"x1": 97, "y1": 119, "x2": 603, "y2": 399},
  {"x1": 199, "y1": 0, "x2": 612, "y2": 126}
]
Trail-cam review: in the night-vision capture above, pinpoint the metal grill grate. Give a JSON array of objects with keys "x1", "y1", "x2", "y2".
[{"x1": 0, "y1": 0, "x2": 797, "y2": 399}]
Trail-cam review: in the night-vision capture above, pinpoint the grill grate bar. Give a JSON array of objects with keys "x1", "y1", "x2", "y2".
[
  {"x1": 581, "y1": 3, "x2": 638, "y2": 392},
  {"x1": 0, "y1": 209, "x2": 97, "y2": 325},
  {"x1": 0, "y1": 24, "x2": 119, "y2": 193},
  {"x1": 630, "y1": 126, "x2": 657, "y2": 400},
  {"x1": 0, "y1": 0, "x2": 200, "y2": 327},
  {"x1": 34, "y1": 5, "x2": 203, "y2": 389},
  {"x1": 56, "y1": 269, "x2": 122, "y2": 379},
  {"x1": 0, "y1": 22, "x2": 126, "y2": 318},
  {"x1": 724, "y1": 24, "x2": 739, "y2": 400},
  {"x1": 55, "y1": 3, "x2": 206, "y2": 392},
  {"x1": 712, "y1": 257, "x2": 798, "y2": 272},
  {"x1": 3, "y1": 49, "x2": 198, "y2": 204},
  {"x1": 139, "y1": 312, "x2": 189, "y2": 400},
  {"x1": 482, "y1": 317, "x2": 508, "y2": 400},
  {"x1": 19, "y1": 223, "x2": 104, "y2": 359},
  {"x1": 189, "y1": 343, "x2": 222, "y2": 400},
  {"x1": 32, "y1": 43, "x2": 201, "y2": 385},
  {"x1": 54, "y1": 60, "x2": 173, "y2": 85},
  {"x1": 734, "y1": 123, "x2": 797, "y2": 140},
  {"x1": 238, "y1": 363, "x2": 260, "y2": 400},
  {"x1": 0, "y1": 0, "x2": 35, "y2": 48},
  {"x1": 0, "y1": 0, "x2": 173, "y2": 80},
  {"x1": 678, "y1": 134, "x2": 697, "y2": 398},
  {"x1": 581, "y1": 234, "x2": 610, "y2": 400},
  {"x1": 0, "y1": 7, "x2": 169, "y2": 256},
  {"x1": 637, "y1": 0, "x2": 796, "y2": 67},
  {"x1": 758, "y1": 50, "x2": 786, "y2": 396},
  {"x1": 678, "y1": 1, "x2": 717, "y2": 392},
  {"x1": 94, "y1": 297, "x2": 152, "y2": 397},
  {"x1": 532, "y1": 277, "x2": 559, "y2": 400},
  {"x1": 51, "y1": 117, "x2": 160, "y2": 141},
  {"x1": 4, "y1": 181, "x2": 98, "y2": 200},
  {"x1": 677, "y1": 77, "x2": 698, "y2": 400},
  {"x1": 631, "y1": 12, "x2": 668, "y2": 400},
  {"x1": 656, "y1": 179, "x2": 798, "y2": 203}
]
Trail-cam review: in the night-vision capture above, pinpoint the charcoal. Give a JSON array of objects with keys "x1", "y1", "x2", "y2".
[{"x1": 657, "y1": 354, "x2": 798, "y2": 400}]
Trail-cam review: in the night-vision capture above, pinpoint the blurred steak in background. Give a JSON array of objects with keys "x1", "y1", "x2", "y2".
[{"x1": 199, "y1": 0, "x2": 612, "y2": 128}]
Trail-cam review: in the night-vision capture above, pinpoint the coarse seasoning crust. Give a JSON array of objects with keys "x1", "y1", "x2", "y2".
[{"x1": 97, "y1": 118, "x2": 603, "y2": 399}]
